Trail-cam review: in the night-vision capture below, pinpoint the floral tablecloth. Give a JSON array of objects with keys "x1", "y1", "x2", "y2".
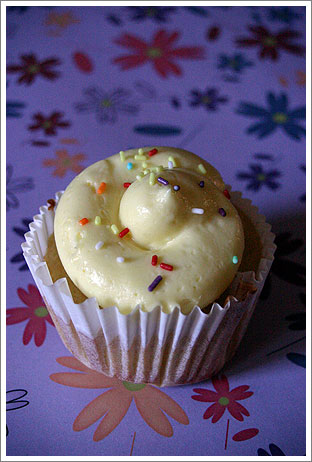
[{"x1": 6, "y1": 5, "x2": 306, "y2": 457}]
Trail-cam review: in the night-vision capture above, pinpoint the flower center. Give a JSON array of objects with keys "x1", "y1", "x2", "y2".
[
  {"x1": 273, "y1": 112, "x2": 288, "y2": 124},
  {"x1": 263, "y1": 36, "x2": 277, "y2": 47},
  {"x1": 202, "y1": 96, "x2": 211, "y2": 104},
  {"x1": 28, "y1": 64, "x2": 39, "y2": 74},
  {"x1": 257, "y1": 173, "x2": 266, "y2": 181},
  {"x1": 101, "y1": 99, "x2": 112, "y2": 107},
  {"x1": 34, "y1": 306, "x2": 48, "y2": 317},
  {"x1": 122, "y1": 381, "x2": 146, "y2": 391},
  {"x1": 62, "y1": 158, "x2": 72, "y2": 166},
  {"x1": 146, "y1": 47, "x2": 163, "y2": 59},
  {"x1": 43, "y1": 121, "x2": 52, "y2": 129},
  {"x1": 230, "y1": 59, "x2": 238, "y2": 69},
  {"x1": 218, "y1": 396, "x2": 230, "y2": 406},
  {"x1": 146, "y1": 8, "x2": 156, "y2": 17}
]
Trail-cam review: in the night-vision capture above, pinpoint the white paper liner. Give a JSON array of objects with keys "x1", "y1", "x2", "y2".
[{"x1": 22, "y1": 188, "x2": 276, "y2": 386}]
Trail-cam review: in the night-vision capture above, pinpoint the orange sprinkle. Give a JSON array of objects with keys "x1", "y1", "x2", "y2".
[
  {"x1": 79, "y1": 218, "x2": 89, "y2": 226},
  {"x1": 97, "y1": 182, "x2": 107, "y2": 194}
]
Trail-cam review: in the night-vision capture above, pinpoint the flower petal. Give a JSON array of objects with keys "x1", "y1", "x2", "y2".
[
  {"x1": 283, "y1": 123, "x2": 305, "y2": 140},
  {"x1": 288, "y1": 107, "x2": 306, "y2": 119},
  {"x1": 192, "y1": 389, "x2": 219, "y2": 402},
  {"x1": 153, "y1": 29, "x2": 179, "y2": 48},
  {"x1": 134, "y1": 394, "x2": 173, "y2": 437},
  {"x1": 23, "y1": 319, "x2": 36, "y2": 345},
  {"x1": 114, "y1": 33, "x2": 148, "y2": 52},
  {"x1": 203, "y1": 402, "x2": 225, "y2": 423},
  {"x1": 230, "y1": 386, "x2": 253, "y2": 400},
  {"x1": 113, "y1": 54, "x2": 147, "y2": 70},
  {"x1": 6, "y1": 308, "x2": 30, "y2": 324},
  {"x1": 237, "y1": 102, "x2": 270, "y2": 117},
  {"x1": 168, "y1": 46, "x2": 204, "y2": 59},
  {"x1": 212, "y1": 374, "x2": 229, "y2": 393},
  {"x1": 227, "y1": 400, "x2": 250, "y2": 421},
  {"x1": 93, "y1": 394, "x2": 132, "y2": 441},
  {"x1": 154, "y1": 57, "x2": 181, "y2": 77}
]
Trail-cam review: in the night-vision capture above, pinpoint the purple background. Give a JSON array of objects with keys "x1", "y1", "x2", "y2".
[{"x1": 6, "y1": 5, "x2": 306, "y2": 456}]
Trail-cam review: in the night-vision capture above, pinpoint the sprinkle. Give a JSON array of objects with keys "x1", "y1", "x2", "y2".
[
  {"x1": 192, "y1": 208, "x2": 204, "y2": 215},
  {"x1": 173, "y1": 185, "x2": 180, "y2": 191},
  {"x1": 116, "y1": 256, "x2": 125, "y2": 263},
  {"x1": 111, "y1": 224, "x2": 119, "y2": 234},
  {"x1": 142, "y1": 161, "x2": 148, "y2": 168},
  {"x1": 232, "y1": 256, "x2": 238, "y2": 264},
  {"x1": 119, "y1": 151, "x2": 125, "y2": 162},
  {"x1": 119, "y1": 227, "x2": 130, "y2": 238},
  {"x1": 127, "y1": 162, "x2": 133, "y2": 170},
  {"x1": 155, "y1": 165, "x2": 163, "y2": 173},
  {"x1": 198, "y1": 164, "x2": 207, "y2": 175},
  {"x1": 79, "y1": 218, "x2": 89, "y2": 226},
  {"x1": 143, "y1": 169, "x2": 150, "y2": 175},
  {"x1": 136, "y1": 173, "x2": 144, "y2": 181},
  {"x1": 95, "y1": 241, "x2": 104, "y2": 250},
  {"x1": 151, "y1": 255, "x2": 158, "y2": 266},
  {"x1": 160, "y1": 263, "x2": 173, "y2": 271},
  {"x1": 168, "y1": 161, "x2": 173, "y2": 169},
  {"x1": 157, "y1": 176, "x2": 169, "y2": 185},
  {"x1": 148, "y1": 275, "x2": 162, "y2": 292},
  {"x1": 97, "y1": 182, "x2": 107, "y2": 194},
  {"x1": 218, "y1": 208, "x2": 226, "y2": 217},
  {"x1": 148, "y1": 148, "x2": 158, "y2": 157},
  {"x1": 124, "y1": 182, "x2": 132, "y2": 188},
  {"x1": 135, "y1": 154, "x2": 147, "y2": 161},
  {"x1": 95, "y1": 215, "x2": 102, "y2": 225},
  {"x1": 138, "y1": 148, "x2": 144, "y2": 155},
  {"x1": 149, "y1": 172, "x2": 156, "y2": 186},
  {"x1": 168, "y1": 156, "x2": 177, "y2": 167},
  {"x1": 199, "y1": 181, "x2": 205, "y2": 188},
  {"x1": 223, "y1": 189, "x2": 231, "y2": 199}
]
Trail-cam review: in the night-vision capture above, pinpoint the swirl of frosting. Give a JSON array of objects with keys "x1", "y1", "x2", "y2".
[{"x1": 54, "y1": 147, "x2": 244, "y2": 314}]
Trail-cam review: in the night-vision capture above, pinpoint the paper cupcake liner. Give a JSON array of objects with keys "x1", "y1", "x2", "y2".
[{"x1": 22, "y1": 189, "x2": 276, "y2": 387}]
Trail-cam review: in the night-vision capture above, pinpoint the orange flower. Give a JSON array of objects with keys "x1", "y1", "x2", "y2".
[
  {"x1": 50, "y1": 356, "x2": 189, "y2": 441},
  {"x1": 43, "y1": 149, "x2": 86, "y2": 177},
  {"x1": 45, "y1": 11, "x2": 80, "y2": 29}
]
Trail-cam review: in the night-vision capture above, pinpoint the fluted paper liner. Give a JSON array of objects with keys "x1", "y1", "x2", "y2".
[{"x1": 22, "y1": 189, "x2": 276, "y2": 386}]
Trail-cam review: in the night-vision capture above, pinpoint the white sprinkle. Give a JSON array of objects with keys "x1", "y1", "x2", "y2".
[
  {"x1": 95, "y1": 241, "x2": 104, "y2": 250},
  {"x1": 168, "y1": 161, "x2": 173, "y2": 169},
  {"x1": 116, "y1": 256, "x2": 125, "y2": 263},
  {"x1": 192, "y1": 208, "x2": 204, "y2": 215}
]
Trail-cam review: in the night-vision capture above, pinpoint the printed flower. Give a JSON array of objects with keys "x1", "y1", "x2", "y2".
[
  {"x1": 127, "y1": 6, "x2": 176, "y2": 22},
  {"x1": 192, "y1": 374, "x2": 253, "y2": 423},
  {"x1": 6, "y1": 389, "x2": 30, "y2": 438},
  {"x1": 296, "y1": 70, "x2": 306, "y2": 86},
  {"x1": 28, "y1": 112, "x2": 70, "y2": 136},
  {"x1": 218, "y1": 53, "x2": 253, "y2": 73},
  {"x1": 75, "y1": 87, "x2": 139, "y2": 124},
  {"x1": 6, "y1": 284, "x2": 54, "y2": 347},
  {"x1": 285, "y1": 293, "x2": 305, "y2": 330},
  {"x1": 258, "y1": 443, "x2": 285, "y2": 456},
  {"x1": 237, "y1": 92, "x2": 305, "y2": 140},
  {"x1": 50, "y1": 356, "x2": 189, "y2": 441},
  {"x1": 7, "y1": 101, "x2": 26, "y2": 118},
  {"x1": 113, "y1": 29, "x2": 204, "y2": 78},
  {"x1": 236, "y1": 26, "x2": 305, "y2": 60},
  {"x1": 45, "y1": 11, "x2": 80, "y2": 28},
  {"x1": 236, "y1": 164, "x2": 281, "y2": 191},
  {"x1": 43, "y1": 149, "x2": 86, "y2": 177},
  {"x1": 7, "y1": 53, "x2": 61, "y2": 85},
  {"x1": 10, "y1": 218, "x2": 33, "y2": 271},
  {"x1": 189, "y1": 87, "x2": 228, "y2": 111},
  {"x1": 7, "y1": 6, "x2": 30, "y2": 13},
  {"x1": 268, "y1": 7, "x2": 301, "y2": 24},
  {"x1": 6, "y1": 165, "x2": 34, "y2": 211}
]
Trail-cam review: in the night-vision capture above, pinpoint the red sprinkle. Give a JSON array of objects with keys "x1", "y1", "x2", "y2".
[
  {"x1": 79, "y1": 218, "x2": 89, "y2": 226},
  {"x1": 119, "y1": 227, "x2": 130, "y2": 238},
  {"x1": 151, "y1": 255, "x2": 158, "y2": 266},
  {"x1": 223, "y1": 189, "x2": 231, "y2": 199},
  {"x1": 123, "y1": 182, "x2": 132, "y2": 188},
  {"x1": 148, "y1": 148, "x2": 158, "y2": 157},
  {"x1": 160, "y1": 263, "x2": 173, "y2": 271}
]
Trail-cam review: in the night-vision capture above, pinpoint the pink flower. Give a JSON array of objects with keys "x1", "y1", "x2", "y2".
[
  {"x1": 6, "y1": 284, "x2": 54, "y2": 346},
  {"x1": 50, "y1": 356, "x2": 189, "y2": 441},
  {"x1": 113, "y1": 29, "x2": 204, "y2": 78},
  {"x1": 43, "y1": 149, "x2": 86, "y2": 177},
  {"x1": 192, "y1": 374, "x2": 253, "y2": 423}
]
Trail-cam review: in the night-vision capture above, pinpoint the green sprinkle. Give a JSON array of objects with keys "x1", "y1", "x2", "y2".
[
  {"x1": 198, "y1": 163, "x2": 207, "y2": 175},
  {"x1": 119, "y1": 151, "x2": 125, "y2": 162},
  {"x1": 142, "y1": 161, "x2": 148, "y2": 169},
  {"x1": 136, "y1": 173, "x2": 144, "y2": 180},
  {"x1": 111, "y1": 224, "x2": 119, "y2": 235},
  {"x1": 155, "y1": 165, "x2": 163, "y2": 173},
  {"x1": 232, "y1": 256, "x2": 238, "y2": 264},
  {"x1": 135, "y1": 154, "x2": 147, "y2": 161},
  {"x1": 138, "y1": 148, "x2": 144, "y2": 155},
  {"x1": 168, "y1": 156, "x2": 177, "y2": 167},
  {"x1": 95, "y1": 216, "x2": 101, "y2": 225},
  {"x1": 143, "y1": 169, "x2": 150, "y2": 175},
  {"x1": 149, "y1": 172, "x2": 156, "y2": 185}
]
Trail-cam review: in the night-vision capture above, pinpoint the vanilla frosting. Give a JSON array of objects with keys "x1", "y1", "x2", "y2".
[{"x1": 54, "y1": 147, "x2": 244, "y2": 314}]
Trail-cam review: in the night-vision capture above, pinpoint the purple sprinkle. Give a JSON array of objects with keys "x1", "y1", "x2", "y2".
[
  {"x1": 157, "y1": 177, "x2": 169, "y2": 186},
  {"x1": 148, "y1": 275, "x2": 163, "y2": 292},
  {"x1": 199, "y1": 181, "x2": 205, "y2": 188},
  {"x1": 173, "y1": 185, "x2": 180, "y2": 191},
  {"x1": 218, "y1": 207, "x2": 226, "y2": 217}
]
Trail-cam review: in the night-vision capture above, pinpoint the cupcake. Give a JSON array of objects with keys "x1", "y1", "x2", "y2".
[{"x1": 22, "y1": 147, "x2": 275, "y2": 386}]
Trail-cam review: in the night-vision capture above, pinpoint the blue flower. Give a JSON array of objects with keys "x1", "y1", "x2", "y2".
[
  {"x1": 10, "y1": 218, "x2": 33, "y2": 271},
  {"x1": 6, "y1": 101, "x2": 26, "y2": 118},
  {"x1": 127, "y1": 6, "x2": 176, "y2": 22},
  {"x1": 236, "y1": 164, "x2": 281, "y2": 191},
  {"x1": 268, "y1": 7, "x2": 301, "y2": 24},
  {"x1": 75, "y1": 87, "x2": 139, "y2": 124},
  {"x1": 218, "y1": 53, "x2": 253, "y2": 73},
  {"x1": 237, "y1": 92, "x2": 305, "y2": 140},
  {"x1": 6, "y1": 165, "x2": 34, "y2": 211},
  {"x1": 7, "y1": 6, "x2": 30, "y2": 13},
  {"x1": 258, "y1": 443, "x2": 285, "y2": 456},
  {"x1": 189, "y1": 87, "x2": 228, "y2": 111}
]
